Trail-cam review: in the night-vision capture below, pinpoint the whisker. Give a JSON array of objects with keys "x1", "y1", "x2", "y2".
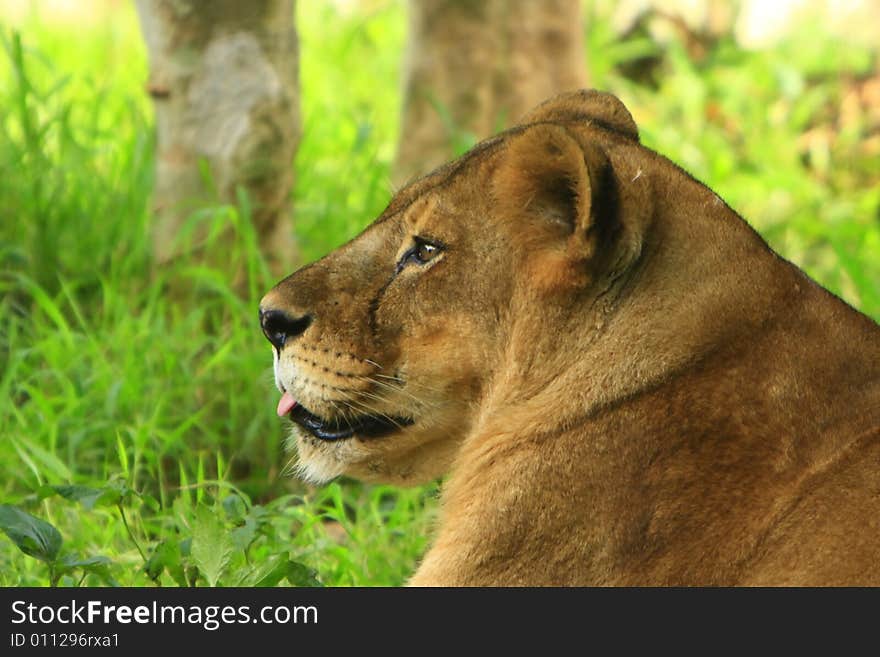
[
  {"x1": 335, "y1": 388, "x2": 394, "y2": 417},
  {"x1": 356, "y1": 375, "x2": 440, "y2": 409},
  {"x1": 280, "y1": 448, "x2": 300, "y2": 478},
  {"x1": 372, "y1": 373, "x2": 405, "y2": 383},
  {"x1": 330, "y1": 398, "x2": 358, "y2": 425},
  {"x1": 371, "y1": 373, "x2": 444, "y2": 395},
  {"x1": 327, "y1": 399, "x2": 345, "y2": 422},
  {"x1": 350, "y1": 383, "x2": 401, "y2": 406},
  {"x1": 333, "y1": 389, "x2": 409, "y2": 430}
]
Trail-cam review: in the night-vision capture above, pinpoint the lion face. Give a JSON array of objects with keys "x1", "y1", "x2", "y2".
[
  {"x1": 260, "y1": 92, "x2": 642, "y2": 485},
  {"x1": 259, "y1": 170, "x2": 516, "y2": 485}
]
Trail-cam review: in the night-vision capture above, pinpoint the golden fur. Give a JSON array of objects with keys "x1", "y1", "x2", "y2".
[{"x1": 260, "y1": 90, "x2": 880, "y2": 585}]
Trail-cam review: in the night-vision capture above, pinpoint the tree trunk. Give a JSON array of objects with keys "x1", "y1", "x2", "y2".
[
  {"x1": 135, "y1": 0, "x2": 299, "y2": 277},
  {"x1": 394, "y1": 0, "x2": 588, "y2": 185}
]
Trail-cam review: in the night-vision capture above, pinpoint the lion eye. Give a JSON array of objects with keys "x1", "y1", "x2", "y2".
[
  {"x1": 414, "y1": 241, "x2": 440, "y2": 264},
  {"x1": 397, "y1": 238, "x2": 444, "y2": 272}
]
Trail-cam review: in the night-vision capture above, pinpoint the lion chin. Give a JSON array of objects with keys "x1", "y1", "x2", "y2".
[
  {"x1": 260, "y1": 89, "x2": 880, "y2": 586},
  {"x1": 287, "y1": 432, "x2": 346, "y2": 486}
]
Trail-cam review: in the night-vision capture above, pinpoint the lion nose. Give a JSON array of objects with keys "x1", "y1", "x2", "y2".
[{"x1": 259, "y1": 308, "x2": 313, "y2": 350}]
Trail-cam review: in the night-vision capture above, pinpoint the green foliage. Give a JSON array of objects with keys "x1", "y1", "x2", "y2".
[
  {"x1": 0, "y1": 505, "x2": 62, "y2": 564},
  {"x1": 190, "y1": 505, "x2": 233, "y2": 586},
  {"x1": 0, "y1": 505, "x2": 115, "y2": 586},
  {"x1": 0, "y1": 1, "x2": 877, "y2": 587},
  {"x1": 0, "y1": 479, "x2": 434, "y2": 586}
]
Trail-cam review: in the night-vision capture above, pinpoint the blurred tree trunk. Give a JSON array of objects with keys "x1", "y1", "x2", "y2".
[
  {"x1": 135, "y1": 0, "x2": 299, "y2": 277},
  {"x1": 394, "y1": 0, "x2": 588, "y2": 185}
]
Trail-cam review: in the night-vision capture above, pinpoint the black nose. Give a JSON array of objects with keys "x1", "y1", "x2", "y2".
[{"x1": 259, "y1": 309, "x2": 312, "y2": 350}]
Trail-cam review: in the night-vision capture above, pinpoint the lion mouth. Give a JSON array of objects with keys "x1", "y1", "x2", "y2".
[
  {"x1": 278, "y1": 392, "x2": 413, "y2": 441},
  {"x1": 291, "y1": 404, "x2": 414, "y2": 441}
]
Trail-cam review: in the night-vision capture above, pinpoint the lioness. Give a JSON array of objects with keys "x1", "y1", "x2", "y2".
[{"x1": 259, "y1": 90, "x2": 880, "y2": 585}]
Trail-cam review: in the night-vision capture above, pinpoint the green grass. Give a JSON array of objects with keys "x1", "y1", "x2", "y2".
[{"x1": 1, "y1": 1, "x2": 878, "y2": 586}]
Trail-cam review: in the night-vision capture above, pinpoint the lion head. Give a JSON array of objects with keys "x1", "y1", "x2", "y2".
[{"x1": 259, "y1": 90, "x2": 651, "y2": 485}]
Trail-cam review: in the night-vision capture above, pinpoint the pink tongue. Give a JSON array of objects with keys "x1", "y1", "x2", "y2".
[{"x1": 276, "y1": 391, "x2": 297, "y2": 417}]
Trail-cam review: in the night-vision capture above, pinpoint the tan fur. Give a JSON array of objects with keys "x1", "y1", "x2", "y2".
[{"x1": 260, "y1": 90, "x2": 880, "y2": 586}]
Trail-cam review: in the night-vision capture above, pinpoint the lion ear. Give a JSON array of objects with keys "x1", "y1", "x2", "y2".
[
  {"x1": 519, "y1": 89, "x2": 639, "y2": 142},
  {"x1": 493, "y1": 123, "x2": 611, "y2": 237}
]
